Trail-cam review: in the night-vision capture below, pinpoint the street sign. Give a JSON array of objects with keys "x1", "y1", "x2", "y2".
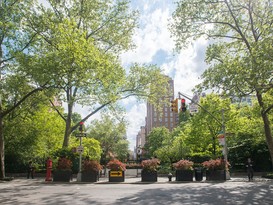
[
  {"x1": 75, "y1": 133, "x2": 87, "y2": 137},
  {"x1": 77, "y1": 145, "x2": 84, "y2": 153},
  {"x1": 109, "y1": 171, "x2": 123, "y2": 177}
]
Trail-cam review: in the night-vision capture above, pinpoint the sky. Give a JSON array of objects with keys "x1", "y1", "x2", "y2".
[{"x1": 120, "y1": 0, "x2": 209, "y2": 150}]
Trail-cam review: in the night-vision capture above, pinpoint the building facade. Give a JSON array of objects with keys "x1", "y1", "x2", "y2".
[{"x1": 145, "y1": 77, "x2": 178, "y2": 136}]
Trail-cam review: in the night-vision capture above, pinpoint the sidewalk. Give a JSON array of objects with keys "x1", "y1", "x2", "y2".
[{"x1": 1, "y1": 176, "x2": 271, "y2": 185}]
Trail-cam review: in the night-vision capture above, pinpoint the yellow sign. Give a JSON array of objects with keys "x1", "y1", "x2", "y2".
[{"x1": 110, "y1": 171, "x2": 123, "y2": 177}]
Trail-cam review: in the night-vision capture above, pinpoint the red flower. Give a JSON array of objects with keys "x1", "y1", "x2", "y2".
[
  {"x1": 106, "y1": 159, "x2": 126, "y2": 171},
  {"x1": 141, "y1": 158, "x2": 160, "y2": 172},
  {"x1": 82, "y1": 160, "x2": 102, "y2": 172},
  {"x1": 202, "y1": 159, "x2": 230, "y2": 170},
  {"x1": 173, "y1": 160, "x2": 194, "y2": 170},
  {"x1": 57, "y1": 157, "x2": 72, "y2": 170}
]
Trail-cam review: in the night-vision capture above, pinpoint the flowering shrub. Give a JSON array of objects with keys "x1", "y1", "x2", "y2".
[
  {"x1": 173, "y1": 160, "x2": 194, "y2": 170},
  {"x1": 202, "y1": 159, "x2": 230, "y2": 170},
  {"x1": 56, "y1": 157, "x2": 72, "y2": 170},
  {"x1": 126, "y1": 163, "x2": 142, "y2": 169},
  {"x1": 141, "y1": 158, "x2": 160, "y2": 172},
  {"x1": 82, "y1": 160, "x2": 102, "y2": 172},
  {"x1": 106, "y1": 159, "x2": 126, "y2": 171}
]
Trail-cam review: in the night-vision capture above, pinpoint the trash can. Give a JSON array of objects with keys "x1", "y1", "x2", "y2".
[{"x1": 195, "y1": 168, "x2": 203, "y2": 181}]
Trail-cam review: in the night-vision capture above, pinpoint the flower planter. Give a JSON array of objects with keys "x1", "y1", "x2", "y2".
[
  {"x1": 175, "y1": 170, "x2": 193, "y2": 181},
  {"x1": 141, "y1": 170, "x2": 157, "y2": 182},
  {"x1": 81, "y1": 170, "x2": 99, "y2": 182},
  {"x1": 206, "y1": 170, "x2": 226, "y2": 181},
  {"x1": 108, "y1": 171, "x2": 125, "y2": 182},
  {"x1": 53, "y1": 170, "x2": 72, "y2": 182}
]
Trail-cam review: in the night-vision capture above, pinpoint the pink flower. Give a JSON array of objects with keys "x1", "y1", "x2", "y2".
[
  {"x1": 173, "y1": 160, "x2": 194, "y2": 170},
  {"x1": 141, "y1": 158, "x2": 160, "y2": 172},
  {"x1": 106, "y1": 159, "x2": 126, "y2": 171},
  {"x1": 202, "y1": 159, "x2": 230, "y2": 170}
]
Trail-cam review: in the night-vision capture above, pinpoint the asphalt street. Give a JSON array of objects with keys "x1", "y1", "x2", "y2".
[{"x1": 0, "y1": 177, "x2": 273, "y2": 205}]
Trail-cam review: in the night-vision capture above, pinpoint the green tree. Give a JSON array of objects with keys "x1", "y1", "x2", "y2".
[
  {"x1": 88, "y1": 114, "x2": 129, "y2": 164},
  {"x1": 4, "y1": 94, "x2": 65, "y2": 172},
  {"x1": 171, "y1": 0, "x2": 273, "y2": 167},
  {"x1": 145, "y1": 127, "x2": 170, "y2": 158},
  {"x1": 22, "y1": 0, "x2": 170, "y2": 148},
  {"x1": 0, "y1": 0, "x2": 49, "y2": 178}
]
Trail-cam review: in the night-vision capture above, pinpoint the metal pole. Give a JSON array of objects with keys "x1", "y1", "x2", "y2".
[
  {"x1": 77, "y1": 131, "x2": 83, "y2": 182},
  {"x1": 222, "y1": 109, "x2": 230, "y2": 180},
  {"x1": 79, "y1": 135, "x2": 82, "y2": 172}
]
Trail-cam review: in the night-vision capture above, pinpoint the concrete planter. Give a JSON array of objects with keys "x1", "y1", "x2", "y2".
[
  {"x1": 53, "y1": 170, "x2": 72, "y2": 182},
  {"x1": 206, "y1": 170, "x2": 226, "y2": 181},
  {"x1": 141, "y1": 170, "x2": 157, "y2": 182},
  {"x1": 81, "y1": 170, "x2": 99, "y2": 182},
  {"x1": 175, "y1": 170, "x2": 193, "y2": 181}
]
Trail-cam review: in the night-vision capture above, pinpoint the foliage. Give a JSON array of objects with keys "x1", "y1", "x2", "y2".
[
  {"x1": 141, "y1": 158, "x2": 160, "y2": 172},
  {"x1": 69, "y1": 137, "x2": 102, "y2": 161},
  {"x1": 262, "y1": 173, "x2": 273, "y2": 179},
  {"x1": 88, "y1": 114, "x2": 129, "y2": 164},
  {"x1": 82, "y1": 159, "x2": 102, "y2": 172},
  {"x1": 0, "y1": 0, "x2": 49, "y2": 178},
  {"x1": 202, "y1": 159, "x2": 229, "y2": 171},
  {"x1": 146, "y1": 127, "x2": 170, "y2": 158},
  {"x1": 56, "y1": 157, "x2": 72, "y2": 171},
  {"x1": 125, "y1": 163, "x2": 142, "y2": 169},
  {"x1": 173, "y1": 160, "x2": 194, "y2": 170},
  {"x1": 106, "y1": 159, "x2": 126, "y2": 171},
  {"x1": 170, "y1": 0, "x2": 273, "y2": 166}
]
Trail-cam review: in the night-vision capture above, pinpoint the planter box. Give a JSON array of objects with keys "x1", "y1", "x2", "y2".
[
  {"x1": 141, "y1": 170, "x2": 157, "y2": 182},
  {"x1": 108, "y1": 171, "x2": 125, "y2": 182},
  {"x1": 53, "y1": 170, "x2": 72, "y2": 182},
  {"x1": 175, "y1": 170, "x2": 193, "y2": 181},
  {"x1": 81, "y1": 171, "x2": 99, "y2": 182},
  {"x1": 206, "y1": 170, "x2": 226, "y2": 181}
]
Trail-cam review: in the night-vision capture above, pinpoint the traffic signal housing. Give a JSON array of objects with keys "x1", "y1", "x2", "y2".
[
  {"x1": 79, "y1": 121, "x2": 84, "y2": 132},
  {"x1": 171, "y1": 99, "x2": 178, "y2": 112},
  {"x1": 181, "y1": 98, "x2": 186, "y2": 112}
]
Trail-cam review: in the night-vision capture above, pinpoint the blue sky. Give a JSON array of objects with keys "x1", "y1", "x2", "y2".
[{"x1": 120, "y1": 0, "x2": 209, "y2": 150}]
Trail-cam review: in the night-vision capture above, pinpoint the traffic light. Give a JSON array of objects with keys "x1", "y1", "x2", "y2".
[
  {"x1": 171, "y1": 99, "x2": 178, "y2": 112},
  {"x1": 181, "y1": 98, "x2": 186, "y2": 112},
  {"x1": 79, "y1": 121, "x2": 84, "y2": 132}
]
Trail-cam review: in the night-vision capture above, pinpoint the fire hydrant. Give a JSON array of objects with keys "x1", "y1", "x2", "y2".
[
  {"x1": 168, "y1": 173, "x2": 173, "y2": 182},
  {"x1": 45, "y1": 157, "x2": 53, "y2": 181}
]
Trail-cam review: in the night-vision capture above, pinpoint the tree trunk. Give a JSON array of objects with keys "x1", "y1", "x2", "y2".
[
  {"x1": 256, "y1": 92, "x2": 273, "y2": 169},
  {"x1": 0, "y1": 115, "x2": 5, "y2": 179},
  {"x1": 261, "y1": 112, "x2": 273, "y2": 168},
  {"x1": 62, "y1": 101, "x2": 73, "y2": 148}
]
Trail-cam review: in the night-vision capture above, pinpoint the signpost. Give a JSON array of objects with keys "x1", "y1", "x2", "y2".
[{"x1": 76, "y1": 122, "x2": 87, "y2": 182}]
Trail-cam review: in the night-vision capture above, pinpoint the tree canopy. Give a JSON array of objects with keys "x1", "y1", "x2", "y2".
[{"x1": 171, "y1": 0, "x2": 273, "y2": 167}]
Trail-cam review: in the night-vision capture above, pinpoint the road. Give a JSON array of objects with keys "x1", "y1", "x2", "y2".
[{"x1": 0, "y1": 177, "x2": 273, "y2": 205}]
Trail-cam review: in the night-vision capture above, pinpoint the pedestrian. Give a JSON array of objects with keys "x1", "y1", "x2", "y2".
[
  {"x1": 27, "y1": 161, "x2": 34, "y2": 179},
  {"x1": 246, "y1": 158, "x2": 254, "y2": 181}
]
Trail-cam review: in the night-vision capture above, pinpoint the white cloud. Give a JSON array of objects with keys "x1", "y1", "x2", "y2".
[
  {"x1": 121, "y1": 6, "x2": 174, "y2": 65},
  {"x1": 125, "y1": 102, "x2": 147, "y2": 150}
]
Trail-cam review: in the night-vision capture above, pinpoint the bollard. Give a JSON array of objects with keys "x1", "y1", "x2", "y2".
[{"x1": 168, "y1": 173, "x2": 173, "y2": 182}]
